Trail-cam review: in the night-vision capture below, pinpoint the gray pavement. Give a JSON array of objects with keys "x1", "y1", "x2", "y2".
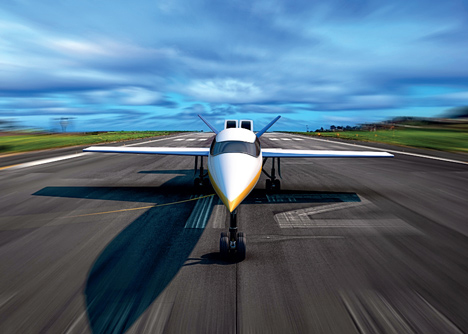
[{"x1": 0, "y1": 132, "x2": 467, "y2": 333}]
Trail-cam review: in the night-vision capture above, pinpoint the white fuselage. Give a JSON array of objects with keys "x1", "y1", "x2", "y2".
[{"x1": 207, "y1": 128, "x2": 263, "y2": 212}]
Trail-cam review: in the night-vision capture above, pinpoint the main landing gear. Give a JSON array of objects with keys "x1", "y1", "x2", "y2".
[
  {"x1": 193, "y1": 156, "x2": 209, "y2": 188},
  {"x1": 220, "y1": 211, "x2": 246, "y2": 260},
  {"x1": 263, "y1": 157, "x2": 281, "y2": 191}
]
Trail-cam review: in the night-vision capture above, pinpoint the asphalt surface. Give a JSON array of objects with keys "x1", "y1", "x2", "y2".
[{"x1": 0, "y1": 132, "x2": 467, "y2": 333}]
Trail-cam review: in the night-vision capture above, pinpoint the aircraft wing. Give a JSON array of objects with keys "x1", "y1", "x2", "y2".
[
  {"x1": 262, "y1": 148, "x2": 393, "y2": 158},
  {"x1": 84, "y1": 146, "x2": 210, "y2": 156}
]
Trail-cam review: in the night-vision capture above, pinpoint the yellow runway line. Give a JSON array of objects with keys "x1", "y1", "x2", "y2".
[
  {"x1": 0, "y1": 164, "x2": 20, "y2": 170},
  {"x1": 63, "y1": 194, "x2": 215, "y2": 218}
]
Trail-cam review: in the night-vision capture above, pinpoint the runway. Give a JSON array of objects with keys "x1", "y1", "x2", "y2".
[{"x1": 0, "y1": 132, "x2": 467, "y2": 333}]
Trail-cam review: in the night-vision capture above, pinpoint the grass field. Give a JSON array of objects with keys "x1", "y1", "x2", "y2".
[
  {"x1": 0, "y1": 131, "x2": 177, "y2": 154},
  {"x1": 291, "y1": 127, "x2": 468, "y2": 153}
]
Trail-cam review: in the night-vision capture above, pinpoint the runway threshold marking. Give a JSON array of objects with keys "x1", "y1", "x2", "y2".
[{"x1": 62, "y1": 194, "x2": 215, "y2": 218}]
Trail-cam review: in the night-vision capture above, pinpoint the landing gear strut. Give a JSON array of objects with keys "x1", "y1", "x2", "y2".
[
  {"x1": 220, "y1": 210, "x2": 246, "y2": 260},
  {"x1": 193, "y1": 156, "x2": 209, "y2": 188},
  {"x1": 262, "y1": 157, "x2": 281, "y2": 191}
]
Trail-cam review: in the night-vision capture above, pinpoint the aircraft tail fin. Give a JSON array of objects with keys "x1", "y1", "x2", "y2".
[
  {"x1": 198, "y1": 114, "x2": 219, "y2": 134},
  {"x1": 256, "y1": 116, "x2": 281, "y2": 137}
]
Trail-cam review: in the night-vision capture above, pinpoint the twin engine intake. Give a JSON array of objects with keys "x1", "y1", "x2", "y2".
[{"x1": 224, "y1": 120, "x2": 253, "y2": 131}]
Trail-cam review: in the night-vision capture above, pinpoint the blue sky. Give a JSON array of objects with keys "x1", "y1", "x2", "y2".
[{"x1": 1, "y1": 0, "x2": 467, "y2": 132}]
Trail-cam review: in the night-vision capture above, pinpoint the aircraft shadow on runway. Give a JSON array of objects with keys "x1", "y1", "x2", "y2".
[
  {"x1": 32, "y1": 185, "x2": 212, "y2": 203},
  {"x1": 138, "y1": 169, "x2": 194, "y2": 175},
  {"x1": 33, "y1": 178, "x2": 359, "y2": 333},
  {"x1": 85, "y1": 201, "x2": 205, "y2": 333},
  {"x1": 33, "y1": 186, "x2": 360, "y2": 205},
  {"x1": 32, "y1": 170, "x2": 206, "y2": 203}
]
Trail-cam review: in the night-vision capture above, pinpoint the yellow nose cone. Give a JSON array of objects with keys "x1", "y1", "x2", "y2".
[{"x1": 209, "y1": 168, "x2": 261, "y2": 212}]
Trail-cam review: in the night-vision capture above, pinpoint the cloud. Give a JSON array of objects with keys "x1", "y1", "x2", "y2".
[
  {"x1": 0, "y1": 0, "x2": 467, "y2": 130},
  {"x1": 186, "y1": 79, "x2": 266, "y2": 103},
  {"x1": 0, "y1": 107, "x2": 146, "y2": 117},
  {"x1": 79, "y1": 87, "x2": 164, "y2": 106},
  {"x1": 313, "y1": 94, "x2": 403, "y2": 111}
]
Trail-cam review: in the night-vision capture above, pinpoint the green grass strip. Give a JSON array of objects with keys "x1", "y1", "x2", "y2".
[
  {"x1": 290, "y1": 128, "x2": 468, "y2": 153},
  {"x1": 0, "y1": 131, "x2": 178, "y2": 154}
]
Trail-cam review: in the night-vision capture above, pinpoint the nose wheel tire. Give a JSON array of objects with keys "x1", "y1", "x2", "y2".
[
  {"x1": 219, "y1": 231, "x2": 246, "y2": 260},
  {"x1": 220, "y1": 233, "x2": 229, "y2": 257}
]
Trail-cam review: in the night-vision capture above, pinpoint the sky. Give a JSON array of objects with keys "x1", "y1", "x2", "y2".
[{"x1": 1, "y1": 0, "x2": 468, "y2": 132}]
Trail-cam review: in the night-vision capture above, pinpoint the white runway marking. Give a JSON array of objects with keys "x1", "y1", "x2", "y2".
[
  {"x1": 291, "y1": 135, "x2": 468, "y2": 165},
  {"x1": 6, "y1": 153, "x2": 89, "y2": 170},
  {"x1": 126, "y1": 133, "x2": 192, "y2": 146},
  {"x1": 275, "y1": 197, "x2": 420, "y2": 234},
  {"x1": 184, "y1": 195, "x2": 215, "y2": 229},
  {"x1": 268, "y1": 137, "x2": 302, "y2": 141},
  {"x1": 2, "y1": 133, "x2": 193, "y2": 171},
  {"x1": 173, "y1": 138, "x2": 208, "y2": 142}
]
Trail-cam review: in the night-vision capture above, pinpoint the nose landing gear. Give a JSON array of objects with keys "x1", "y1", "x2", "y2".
[{"x1": 219, "y1": 211, "x2": 246, "y2": 260}]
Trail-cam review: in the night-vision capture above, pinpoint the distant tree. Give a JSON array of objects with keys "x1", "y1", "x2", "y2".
[
  {"x1": 0, "y1": 119, "x2": 18, "y2": 131},
  {"x1": 445, "y1": 106, "x2": 468, "y2": 118}
]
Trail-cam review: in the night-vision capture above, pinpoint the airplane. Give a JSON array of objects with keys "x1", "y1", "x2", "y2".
[{"x1": 84, "y1": 115, "x2": 393, "y2": 259}]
